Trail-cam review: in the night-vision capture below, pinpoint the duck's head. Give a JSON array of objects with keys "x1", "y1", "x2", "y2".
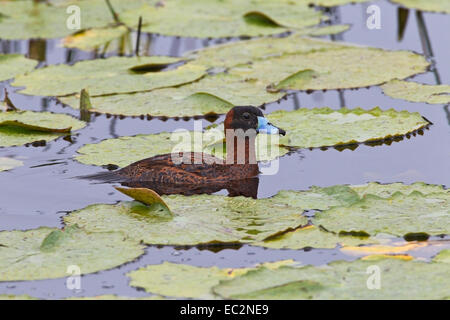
[{"x1": 224, "y1": 106, "x2": 286, "y2": 136}]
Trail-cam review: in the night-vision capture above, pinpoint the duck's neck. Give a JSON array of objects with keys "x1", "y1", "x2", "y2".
[{"x1": 225, "y1": 129, "x2": 257, "y2": 165}]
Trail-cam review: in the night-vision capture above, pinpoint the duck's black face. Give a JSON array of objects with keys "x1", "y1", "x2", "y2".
[{"x1": 224, "y1": 106, "x2": 286, "y2": 136}]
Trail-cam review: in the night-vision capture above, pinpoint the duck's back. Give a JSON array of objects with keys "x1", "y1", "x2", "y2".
[{"x1": 114, "y1": 152, "x2": 259, "y2": 184}]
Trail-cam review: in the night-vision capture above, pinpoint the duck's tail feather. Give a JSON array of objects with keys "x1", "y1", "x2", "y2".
[{"x1": 74, "y1": 171, "x2": 124, "y2": 183}]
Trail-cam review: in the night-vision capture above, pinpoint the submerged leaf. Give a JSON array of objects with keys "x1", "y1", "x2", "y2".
[
  {"x1": 0, "y1": 54, "x2": 37, "y2": 81},
  {"x1": 121, "y1": 0, "x2": 325, "y2": 38},
  {"x1": 13, "y1": 56, "x2": 205, "y2": 97},
  {"x1": 314, "y1": 191, "x2": 450, "y2": 237},
  {"x1": 0, "y1": 226, "x2": 144, "y2": 281},
  {"x1": 0, "y1": 110, "x2": 86, "y2": 147},
  {"x1": 381, "y1": 80, "x2": 450, "y2": 104}
]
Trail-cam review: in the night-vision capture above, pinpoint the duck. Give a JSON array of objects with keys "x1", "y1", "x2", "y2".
[{"x1": 81, "y1": 106, "x2": 285, "y2": 195}]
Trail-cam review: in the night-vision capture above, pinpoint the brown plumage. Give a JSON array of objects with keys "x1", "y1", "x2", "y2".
[{"x1": 80, "y1": 106, "x2": 285, "y2": 197}]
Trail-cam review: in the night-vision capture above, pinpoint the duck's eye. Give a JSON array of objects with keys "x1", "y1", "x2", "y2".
[{"x1": 242, "y1": 112, "x2": 250, "y2": 120}]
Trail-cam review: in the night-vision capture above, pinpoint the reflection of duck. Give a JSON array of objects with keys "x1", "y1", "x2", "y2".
[{"x1": 82, "y1": 106, "x2": 285, "y2": 193}]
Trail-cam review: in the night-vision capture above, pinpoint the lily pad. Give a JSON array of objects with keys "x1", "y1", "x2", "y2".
[
  {"x1": 351, "y1": 182, "x2": 450, "y2": 198},
  {"x1": 212, "y1": 258, "x2": 450, "y2": 299},
  {"x1": 381, "y1": 80, "x2": 450, "y2": 104},
  {"x1": 121, "y1": 0, "x2": 325, "y2": 38},
  {"x1": 433, "y1": 249, "x2": 450, "y2": 264},
  {"x1": 12, "y1": 56, "x2": 206, "y2": 97},
  {"x1": 0, "y1": 295, "x2": 38, "y2": 300},
  {"x1": 0, "y1": 0, "x2": 146, "y2": 40},
  {"x1": 0, "y1": 110, "x2": 86, "y2": 147},
  {"x1": 269, "y1": 107, "x2": 429, "y2": 148},
  {"x1": 127, "y1": 260, "x2": 297, "y2": 299},
  {"x1": 62, "y1": 25, "x2": 129, "y2": 52},
  {"x1": 59, "y1": 73, "x2": 284, "y2": 117},
  {"x1": 0, "y1": 54, "x2": 38, "y2": 81},
  {"x1": 64, "y1": 193, "x2": 309, "y2": 246},
  {"x1": 314, "y1": 191, "x2": 450, "y2": 238},
  {"x1": 391, "y1": 0, "x2": 450, "y2": 14},
  {"x1": 0, "y1": 225, "x2": 144, "y2": 282},
  {"x1": 0, "y1": 157, "x2": 23, "y2": 172},
  {"x1": 229, "y1": 47, "x2": 429, "y2": 91},
  {"x1": 253, "y1": 225, "x2": 379, "y2": 250}
]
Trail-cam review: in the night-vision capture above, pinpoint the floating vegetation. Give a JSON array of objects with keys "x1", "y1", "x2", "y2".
[
  {"x1": 13, "y1": 56, "x2": 205, "y2": 96},
  {"x1": 0, "y1": 225, "x2": 144, "y2": 282},
  {"x1": 381, "y1": 80, "x2": 450, "y2": 104},
  {"x1": 0, "y1": 110, "x2": 86, "y2": 147},
  {"x1": 0, "y1": 54, "x2": 37, "y2": 82}
]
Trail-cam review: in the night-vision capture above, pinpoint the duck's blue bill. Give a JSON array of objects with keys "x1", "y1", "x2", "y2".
[{"x1": 257, "y1": 117, "x2": 285, "y2": 135}]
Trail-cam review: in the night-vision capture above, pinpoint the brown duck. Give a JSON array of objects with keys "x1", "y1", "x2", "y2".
[{"x1": 81, "y1": 106, "x2": 286, "y2": 197}]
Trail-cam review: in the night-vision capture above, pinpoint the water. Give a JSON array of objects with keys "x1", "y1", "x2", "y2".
[{"x1": 0, "y1": 1, "x2": 449, "y2": 298}]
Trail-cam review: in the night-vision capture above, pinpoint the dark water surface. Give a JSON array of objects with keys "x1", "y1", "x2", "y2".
[{"x1": 0, "y1": 1, "x2": 449, "y2": 298}]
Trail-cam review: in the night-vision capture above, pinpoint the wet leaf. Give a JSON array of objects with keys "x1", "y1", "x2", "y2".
[
  {"x1": 121, "y1": 0, "x2": 325, "y2": 38},
  {"x1": 0, "y1": 110, "x2": 86, "y2": 147},
  {"x1": 0, "y1": 157, "x2": 23, "y2": 172},
  {"x1": 0, "y1": 54, "x2": 37, "y2": 81},
  {"x1": 341, "y1": 242, "x2": 429, "y2": 256},
  {"x1": 62, "y1": 25, "x2": 129, "y2": 52},
  {"x1": 212, "y1": 258, "x2": 450, "y2": 299},
  {"x1": 127, "y1": 260, "x2": 297, "y2": 299},
  {"x1": 351, "y1": 182, "x2": 450, "y2": 198},
  {"x1": 0, "y1": 0, "x2": 146, "y2": 40},
  {"x1": 59, "y1": 73, "x2": 283, "y2": 117},
  {"x1": 268, "y1": 107, "x2": 429, "y2": 148},
  {"x1": 314, "y1": 191, "x2": 450, "y2": 238},
  {"x1": 0, "y1": 225, "x2": 144, "y2": 281},
  {"x1": 391, "y1": 0, "x2": 450, "y2": 14},
  {"x1": 64, "y1": 193, "x2": 309, "y2": 246},
  {"x1": 13, "y1": 56, "x2": 205, "y2": 97},
  {"x1": 381, "y1": 80, "x2": 450, "y2": 104}
]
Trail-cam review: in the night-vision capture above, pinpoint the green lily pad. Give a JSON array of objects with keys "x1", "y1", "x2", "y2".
[
  {"x1": 12, "y1": 56, "x2": 206, "y2": 97},
  {"x1": 62, "y1": 25, "x2": 129, "y2": 52},
  {"x1": 187, "y1": 35, "x2": 345, "y2": 69},
  {"x1": 0, "y1": 157, "x2": 23, "y2": 172},
  {"x1": 381, "y1": 80, "x2": 450, "y2": 104},
  {"x1": 121, "y1": 0, "x2": 325, "y2": 38},
  {"x1": 0, "y1": 110, "x2": 86, "y2": 147},
  {"x1": 0, "y1": 0, "x2": 146, "y2": 40},
  {"x1": 253, "y1": 225, "x2": 379, "y2": 250},
  {"x1": 127, "y1": 260, "x2": 297, "y2": 299},
  {"x1": 0, "y1": 225, "x2": 144, "y2": 282},
  {"x1": 229, "y1": 47, "x2": 429, "y2": 91},
  {"x1": 314, "y1": 191, "x2": 450, "y2": 238},
  {"x1": 0, "y1": 54, "x2": 37, "y2": 81},
  {"x1": 0, "y1": 295, "x2": 38, "y2": 300},
  {"x1": 59, "y1": 73, "x2": 284, "y2": 117},
  {"x1": 351, "y1": 182, "x2": 450, "y2": 198},
  {"x1": 391, "y1": 0, "x2": 450, "y2": 14},
  {"x1": 212, "y1": 258, "x2": 450, "y2": 299},
  {"x1": 64, "y1": 193, "x2": 309, "y2": 246},
  {"x1": 269, "y1": 107, "x2": 429, "y2": 148}
]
